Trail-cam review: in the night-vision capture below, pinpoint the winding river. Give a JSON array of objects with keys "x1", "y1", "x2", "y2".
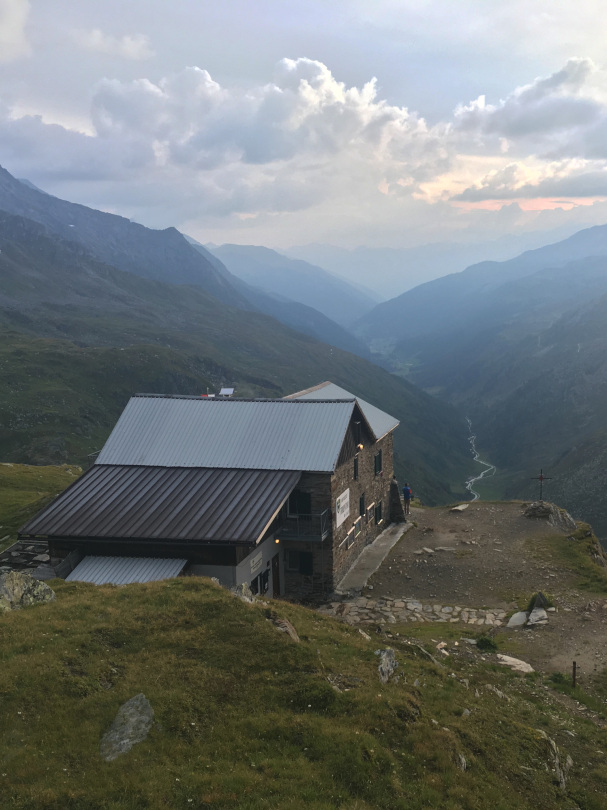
[{"x1": 465, "y1": 418, "x2": 496, "y2": 501}]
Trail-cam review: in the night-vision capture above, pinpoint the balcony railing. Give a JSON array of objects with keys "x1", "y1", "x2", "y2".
[{"x1": 278, "y1": 509, "x2": 330, "y2": 540}]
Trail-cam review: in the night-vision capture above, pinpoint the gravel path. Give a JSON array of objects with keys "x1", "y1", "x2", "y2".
[{"x1": 320, "y1": 501, "x2": 607, "y2": 686}]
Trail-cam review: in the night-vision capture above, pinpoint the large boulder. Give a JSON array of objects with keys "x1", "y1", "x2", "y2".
[{"x1": 0, "y1": 571, "x2": 55, "y2": 613}]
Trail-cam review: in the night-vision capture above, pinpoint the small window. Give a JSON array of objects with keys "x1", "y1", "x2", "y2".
[
  {"x1": 354, "y1": 518, "x2": 362, "y2": 537},
  {"x1": 288, "y1": 489, "x2": 312, "y2": 515},
  {"x1": 285, "y1": 549, "x2": 314, "y2": 575},
  {"x1": 353, "y1": 455, "x2": 359, "y2": 481},
  {"x1": 375, "y1": 501, "x2": 383, "y2": 525},
  {"x1": 374, "y1": 450, "x2": 383, "y2": 476},
  {"x1": 359, "y1": 493, "x2": 365, "y2": 517},
  {"x1": 299, "y1": 551, "x2": 313, "y2": 576},
  {"x1": 366, "y1": 502, "x2": 375, "y2": 524},
  {"x1": 285, "y1": 549, "x2": 299, "y2": 571}
]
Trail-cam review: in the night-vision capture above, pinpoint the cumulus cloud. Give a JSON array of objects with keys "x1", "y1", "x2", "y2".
[
  {"x1": 73, "y1": 28, "x2": 154, "y2": 61},
  {"x1": 454, "y1": 59, "x2": 604, "y2": 151},
  {"x1": 5, "y1": 54, "x2": 607, "y2": 236},
  {"x1": 0, "y1": 0, "x2": 30, "y2": 62},
  {"x1": 454, "y1": 165, "x2": 607, "y2": 202},
  {"x1": 82, "y1": 58, "x2": 450, "y2": 215}
]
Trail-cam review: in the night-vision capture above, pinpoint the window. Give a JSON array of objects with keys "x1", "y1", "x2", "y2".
[
  {"x1": 285, "y1": 549, "x2": 314, "y2": 575},
  {"x1": 354, "y1": 518, "x2": 362, "y2": 537},
  {"x1": 353, "y1": 455, "x2": 359, "y2": 481},
  {"x1": 288, "y1": 489, "x2": 312, "y2": 515},
  {"x1": 299, "y1": 552, "x2": 313, "y2": 575},
  {"x1": 374, "y1": 449, "x2": 383, "y2": 476},
  {"x1": 375, "y1": 501, "x2": 383, "y2": 525},
  {"x1": 285, "y1": 549, "x2": 300, "y2": 571},
  {"x1": 359, "y1": 493, "x2": 365, "y2": 517},
  {"x1": 366, "y1": 502, "x2": 375, "y2": 524}
]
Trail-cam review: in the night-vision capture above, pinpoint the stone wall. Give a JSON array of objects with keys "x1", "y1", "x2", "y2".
[{"x1": 330, "y1": 432, "x2": 395, "y2": 586}]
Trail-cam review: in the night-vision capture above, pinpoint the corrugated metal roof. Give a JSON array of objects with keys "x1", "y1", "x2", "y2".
[
  {"x1": 21, "y1": 465, "x2": 301, "y2": 544},
  {"x1": 66, "y1": 556, "x2": 187, "y2": 585},
  {"x1": 286, "y1": 382, "x2": 399, "y2": 440},
  {"x1": 95, "y1": 396, "x2": 355, "y2": 472}
]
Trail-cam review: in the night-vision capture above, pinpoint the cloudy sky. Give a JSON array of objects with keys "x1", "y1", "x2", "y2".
[{"x1": 2, "y1": 0, "x2": 607, "y2": 250}]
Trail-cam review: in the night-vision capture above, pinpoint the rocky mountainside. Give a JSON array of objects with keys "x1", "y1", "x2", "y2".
[
  {"x1": 0, "y1": 165, "x2": 242, "y2": 306},
  {"x1": 207, "y1": 243, "x2": 375, "y2": 327},
  {"x1": 0, "y1": 164, "x2": 369, "y2": 356}
]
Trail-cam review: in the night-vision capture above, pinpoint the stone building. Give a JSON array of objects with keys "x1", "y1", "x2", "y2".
[{"x1": 20, "y1": 382, "x2": 400, "y2": 599}]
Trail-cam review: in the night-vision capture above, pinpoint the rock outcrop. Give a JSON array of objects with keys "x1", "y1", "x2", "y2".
[
  {"x1": 523, "y1": 501, "x2": 577, "y2": 533},
  {"x1": 0, "y1": 571, "x2": 55, "y2": 613}
]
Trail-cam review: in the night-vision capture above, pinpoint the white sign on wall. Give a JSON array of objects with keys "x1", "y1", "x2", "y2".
[
  {"x1": 250, "y1": 552, "x2": 263, "y2": 574},
  {"x1": 335, "y1": 488, "x2": 350, "y2": 529}
]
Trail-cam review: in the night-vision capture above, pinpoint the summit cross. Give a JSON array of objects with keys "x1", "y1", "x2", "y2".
[{"x1": 531, "y1": 468, "x2": 552, "y2": 502}]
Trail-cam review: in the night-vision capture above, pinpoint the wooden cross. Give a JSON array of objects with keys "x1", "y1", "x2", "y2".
[{"x1": 531, "y1": 468, "x2": 552, "y2": 501}]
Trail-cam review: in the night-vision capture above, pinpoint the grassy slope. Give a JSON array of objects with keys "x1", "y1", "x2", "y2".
[
  {"x1": 2, "y1": 576, "x2": 607, "y2": 810},
  {"x1": 0, "y1": 322, "x2": 474, "y2": 504},
  {"x1": 0, "y1": 464, "x2": 81, "y2": 552}
]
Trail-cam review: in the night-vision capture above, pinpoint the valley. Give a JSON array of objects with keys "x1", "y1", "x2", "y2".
[{"x1": 354, "y1": 226, "x2": 607, "y2": 536}]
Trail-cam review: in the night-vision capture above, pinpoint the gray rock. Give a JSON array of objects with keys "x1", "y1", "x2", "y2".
[
  {"x1": 375, "y1": 648, "x2": 399, "y2": 684},
  {"x1": 0, "y1": 571, "x2": 55, "y2": 613},
  {"x1": 231, "y1": 582, "x2": 255, "y2": 603},
  {"x1": 100, "y1": 694, "x2": 154, "y2": 762},
  {"x1": 528, "y1": 607, "x2": 549, "y2": 625},
  {"x1": 507, "y1": 611, "x2": 528, "y2": 628},
  {"x1": 497, "y1": 654, "x2": 534, "y2": 674},
  {"x1": 523, "y1": 502, "x2": 577, "y2": 532}
]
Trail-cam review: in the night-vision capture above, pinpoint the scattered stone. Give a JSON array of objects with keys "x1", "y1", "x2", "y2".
[
  {"x1": 497, "y1": 654, "x2": 534, "y2": 674},
  {"x1": 450, "y1": 504, "x2": 469, "y2": 512},
  {"x1": 457, "y1": 754, "x2": 468, "y2": 771},
  {"x1": 507, "y1": 611, "x2": 528, "y2": 629},
  {"x1": 462, "y1": 708, "x2": 471, "y2": 717},
  {"x1": 528, "y1": 607, "x2": 549, "y2": 626},
  {"x1": 0, "y1": 571, "x2": 55, "y2": 613},
  {"x1": 375, "y1": 648, "x2": 399, "y2": 684},
  {"x1": 267, "y1": 612, "x2": 300, "y2": 642},
  {"x1": 358, "y1": 629, "x2": 371, "y2": 641},
  {"x1": 486, "y1": 684, "x2": 509, "y2": 701},
  {"x1": 422, "y1": 547, "x2": 434, "y2": 554},
  {"x1": 100, "y1": 694, "x2": 154, "y2": 762}
]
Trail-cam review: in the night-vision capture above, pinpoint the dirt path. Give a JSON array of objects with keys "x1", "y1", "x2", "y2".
[{"x1": 333, "y1": 502, "x2": 607, "y2": 686}]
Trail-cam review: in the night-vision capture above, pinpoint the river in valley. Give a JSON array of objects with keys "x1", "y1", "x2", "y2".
[{"x1": 465, "y1": 418, "x2": 496, "y2": 501}]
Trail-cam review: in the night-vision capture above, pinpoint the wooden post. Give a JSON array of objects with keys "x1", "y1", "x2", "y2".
[{"x1": 572, "y1": 660, "x2": 577, "y2": 688}]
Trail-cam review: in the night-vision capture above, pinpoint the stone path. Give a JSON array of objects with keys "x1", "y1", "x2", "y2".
[
  {"x1": 318, "y1": 595, "x2": 508, "y2": 626},
  {"x1": 0, "y1": 539, "x2": 50, "y2": 576}
]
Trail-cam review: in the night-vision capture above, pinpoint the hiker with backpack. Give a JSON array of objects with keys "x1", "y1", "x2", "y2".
[{"x1": 402, "y1": 483, "x2": 413, "y2": 515}]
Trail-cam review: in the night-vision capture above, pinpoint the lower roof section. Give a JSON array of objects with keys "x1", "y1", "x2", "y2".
[
  {"x1": 66, "y1": 556, "x2": 187, "y2": 585},
  {"x1": 21, "y1": 465, "x2": 301, "y2": 544}
]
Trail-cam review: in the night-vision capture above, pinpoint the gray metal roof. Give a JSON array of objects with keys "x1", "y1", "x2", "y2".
[
  {"x1": 95, "y1": 396, "x2": 356, "y2": 472},
  {"x1": 21, "y1": 465, "x2": 301, "y2": 544},
  {"x1": 66, "y1": 556, "x2": 187, "y2": 585},
  {"x1": 286, "y1": 382, "x2": 399, "y2": 440}
]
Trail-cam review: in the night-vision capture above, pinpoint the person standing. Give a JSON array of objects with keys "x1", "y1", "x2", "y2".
[{"x1": 402, "y1": 483, "x2": 412, "y2": 515}]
